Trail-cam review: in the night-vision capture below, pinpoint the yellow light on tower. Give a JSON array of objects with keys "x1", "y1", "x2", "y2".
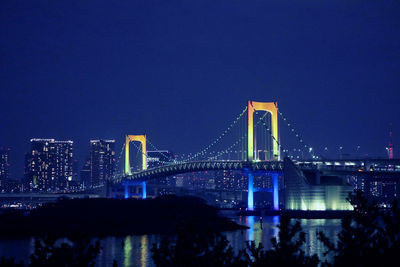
[
  {"x1": 247, "y1": 101, "x2": 280, "y2": 161},
  {"x1": 125, "y1": 134, "x2": 147, "y2": 175}
]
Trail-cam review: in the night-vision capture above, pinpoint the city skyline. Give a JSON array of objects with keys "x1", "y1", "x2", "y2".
[
  {"x1": 0, "y1": 2, "x2": 399, "y2": 265},
  {"x1": 1, "y1": 1, "x2": 399, "y2": 178},
  {"x1": 1, "y1": 1, "x2": 399, "y2": 179},
  {"x1": 0, "y1": 125, "x2": 397, "y2": 180}
]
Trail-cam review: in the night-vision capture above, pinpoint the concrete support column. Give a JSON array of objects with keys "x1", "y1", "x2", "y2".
[
  {"x1": 142, "y1": 181, "x2": 147, "y2": 199},
  {"x1": 124, "y1": 185, "x2": 129, "y2": 199},
  {"x1": 272, "y1": 173, "x2": 279, "y2": 211},
  {"x1": 248, "y1": 171, "x2": 254, "y2": 210}
]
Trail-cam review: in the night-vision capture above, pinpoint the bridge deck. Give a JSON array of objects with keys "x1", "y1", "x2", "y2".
[
  {"x1": 116, "y1": 159, "x2": 400, "y2": 183},
  {"x1": 119, "y1": 160, "x2": 283, "y2": 182}
]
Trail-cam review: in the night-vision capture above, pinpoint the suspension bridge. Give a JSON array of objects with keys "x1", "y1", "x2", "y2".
[{"x1": 112, "y1": 101, "x2": 400, "y2": 211}]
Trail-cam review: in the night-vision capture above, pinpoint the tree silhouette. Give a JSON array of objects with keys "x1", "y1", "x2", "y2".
[
  {"x1": 0, "y1": 257, "x2": 24, "y2": 267},
  {"x1": 244, "y1": 214, "x2": 319, "y2": 267},
  {"x1": 152, "y1": 215, "x2": 319, "y2": 267},
  {"x1": 0, "y1": 235, "x2": 101, "y2": 267},
  {"x1": 318, "y1": 190, "x2": 400, "y2": 267},
  {"x1": 29, "y1": 235, "x2": 100, "y2": 267},
  {"x1": 151, "y1": 221, "x2": 247, "y2": 267}
]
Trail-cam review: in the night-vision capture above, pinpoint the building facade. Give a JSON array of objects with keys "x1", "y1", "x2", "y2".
[
  {"x1": 25, "y1": 139, "x2": 73, "y2": 192},
  {"x1": 83, "y1": 140, "x2": 116, "y2": 188},
  {"x1": 0, "y1": 147, "x2": 11, "y2": 190}
]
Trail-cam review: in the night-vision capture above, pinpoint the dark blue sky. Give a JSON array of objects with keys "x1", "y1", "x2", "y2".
[{"x1": 1, "y1": 0, "x2": 399, "y2": 178}]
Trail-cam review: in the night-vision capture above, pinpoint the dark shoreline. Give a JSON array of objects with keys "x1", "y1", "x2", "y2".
[{"x1": 0, "y1": 196, "x2": 247, "y2": 238}]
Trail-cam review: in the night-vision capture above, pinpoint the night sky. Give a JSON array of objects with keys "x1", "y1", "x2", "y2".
[{"x1": 1, "y1": 1, "x2": 399, "y2": 178}]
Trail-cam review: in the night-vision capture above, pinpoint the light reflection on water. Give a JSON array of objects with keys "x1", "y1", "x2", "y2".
[
  {"x1": 229, "y1": 215, "x2": 280, "y2": 252},
  {"x1": 140, "y1": 235, "x2": 148, "y2": 267},
  {"x1": 0, "y1": 216, "x2": 341, "y2": 267},
  {"x1": 124, "y1": 236, "x2": 131, "y2": 267}
]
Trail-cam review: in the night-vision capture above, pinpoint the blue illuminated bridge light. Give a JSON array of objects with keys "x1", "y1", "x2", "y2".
[{"x1": 116, "y1": 158, "x2": 400, "y2": 211}]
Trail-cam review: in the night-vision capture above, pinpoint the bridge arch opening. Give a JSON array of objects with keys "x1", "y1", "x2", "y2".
[
  {"x1": 248, "y1": 101, "x2": 280, "y2": 161},
  {"x1": 125, "y1": 135, "x2": 147, "y2": 176}
]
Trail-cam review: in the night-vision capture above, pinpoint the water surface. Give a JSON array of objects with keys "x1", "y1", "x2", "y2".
[{"x1": 0, "y1": 214, "x2": 342, "y2": 266}]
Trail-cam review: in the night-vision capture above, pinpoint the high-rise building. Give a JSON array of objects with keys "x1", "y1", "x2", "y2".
[
  {"x1": 25, "y1": 139, "x2": 73, "y2": 192},
  {"x1": 85, "y1": 140, "x2": 116, "y2": 188},
  {"x1": 80, "y1": 157, "x2": 91, "y2": 188},
  {"x1": 0, "y1": 147, "x2": 11, "y2": 189}
]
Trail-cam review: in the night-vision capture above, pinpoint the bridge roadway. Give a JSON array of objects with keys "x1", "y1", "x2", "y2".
[
  {"x1": 118, "y1": 160, "x2": 283, "y2": 182},
  {"x1": 119, "y1": 158, "x2": 400, "y2": 182}
]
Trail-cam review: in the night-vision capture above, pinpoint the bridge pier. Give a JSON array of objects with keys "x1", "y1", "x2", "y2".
[
  {"x1": 124, "y1": 184, "x2": 130, "y2": 199},
  {"x1": 247, "y1": 171, "x2": 254, "y2": 211},
  {"x1": 272, "y1": 172, "x2": 279, "y2": 211},
  {"x1": 142, "y1": 181, "x2": 147, "y2": 199},
  {"x1": 123, "y1": 181, "x2": 146, "y2": 199},
  {"x1": 246, "y1": 169, "x2": 279, "y2": 211}
]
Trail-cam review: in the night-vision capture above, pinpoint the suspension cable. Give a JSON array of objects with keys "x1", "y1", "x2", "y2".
[
  {"x1": 184, "y1": 106, "x2": 248, "y2": 162},
  {"x1": 210, "y1": 109, "x2": 271, "y2": 160},
  {"x1": 277, "y1": 108, "x2": 318, "y2": 159},
  {"x1": 146, "y1": 138, "x2": 176, "y2": 164}
]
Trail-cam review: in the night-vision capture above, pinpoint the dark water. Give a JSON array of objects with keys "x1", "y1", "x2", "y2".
[{"x1": 0, "y1": 214, "x2": 341, "y2": 266}]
